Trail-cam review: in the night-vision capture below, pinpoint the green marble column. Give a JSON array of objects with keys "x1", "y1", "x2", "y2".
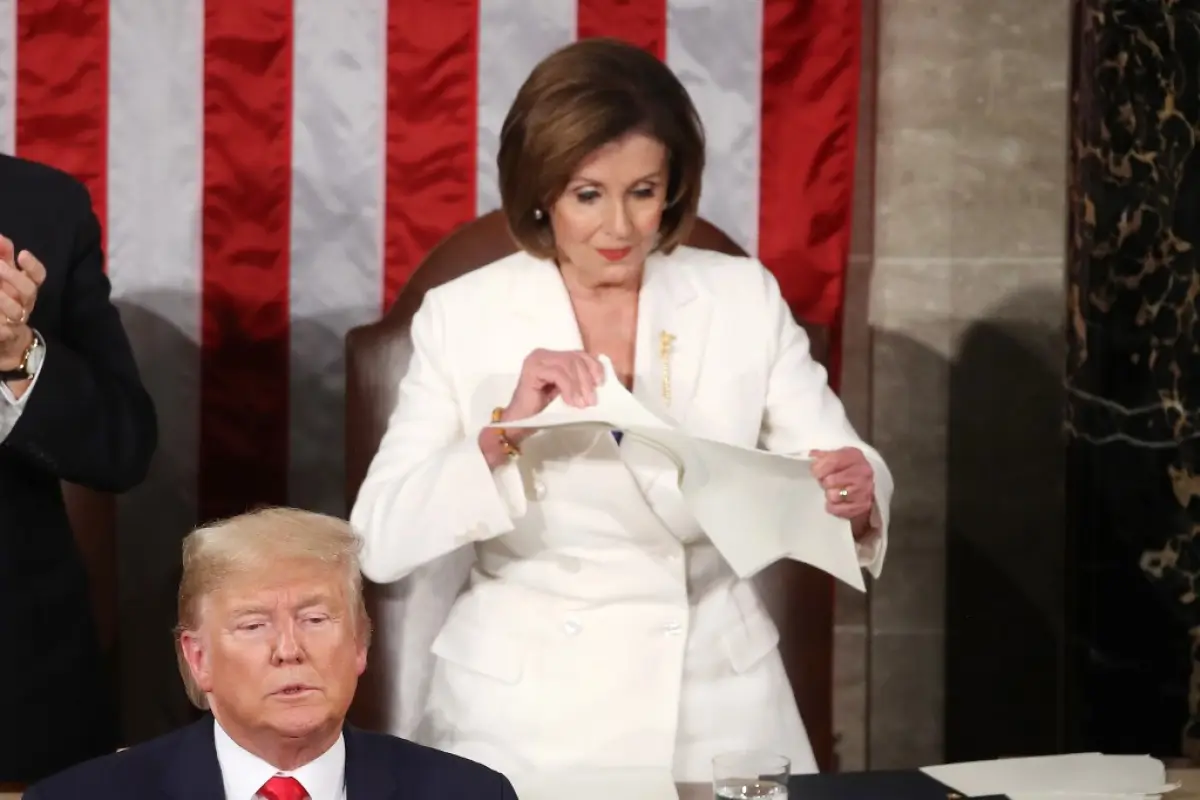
[{"x1": 1067, "y1": 0, "x2": 1200, "y2": 757}]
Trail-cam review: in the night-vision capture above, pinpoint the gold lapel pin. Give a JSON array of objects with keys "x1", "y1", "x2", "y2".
[{"x1": 659, "y1": 330, "x2": 676, "y2": 406}]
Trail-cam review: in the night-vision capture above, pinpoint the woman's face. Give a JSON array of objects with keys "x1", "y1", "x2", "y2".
[{"x1": 549, "y1": 132, "x2": 668, "y2": 287}]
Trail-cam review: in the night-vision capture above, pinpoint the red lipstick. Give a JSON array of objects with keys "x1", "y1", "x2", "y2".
[{"x1": 597, "y1": 247, "x2": 632, "y2": 262}]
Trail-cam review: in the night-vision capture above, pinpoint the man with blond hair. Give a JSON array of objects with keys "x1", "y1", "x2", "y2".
[{"x1": 23, "y1": 507, "x2": 518, "y2": 800}]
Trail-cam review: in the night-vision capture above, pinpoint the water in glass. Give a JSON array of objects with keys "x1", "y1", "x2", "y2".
[{"x1": 713, "y1": 777, "x2": 788, "y2": 799}]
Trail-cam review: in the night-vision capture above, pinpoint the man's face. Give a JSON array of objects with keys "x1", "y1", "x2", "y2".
[{"x1": 180, "y1": 560, "x2": 367, "y2": 742}]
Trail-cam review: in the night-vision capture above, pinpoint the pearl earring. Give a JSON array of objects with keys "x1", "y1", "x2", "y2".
[{"x1": 533, "y1": 208, "x2": 544, "y2": 221}]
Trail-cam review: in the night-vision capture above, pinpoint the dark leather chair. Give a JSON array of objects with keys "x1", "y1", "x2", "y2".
[
  {"x1": 62, "y1": 483, "x2": 118, "y2": 657},
  {"x1": 343, "y1": 209, "x2": 836, "y2": 770}
]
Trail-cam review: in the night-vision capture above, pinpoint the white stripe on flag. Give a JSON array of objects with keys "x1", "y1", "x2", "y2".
[
  {"x1": 0, "y1": 0, "x2": 14, "y2": 155},
  {"x1": 107, "y1": 0, "x2": 206, "y2": 740},
  {"x1": 476, "y1": 0, "x2": 576, "y2": 215},
  {"x1": 289, "y1": 0, "x2": 388, "y2": 515},
  {"x1": 667, "y1": 0, "x2": 763, "y2": 255}
]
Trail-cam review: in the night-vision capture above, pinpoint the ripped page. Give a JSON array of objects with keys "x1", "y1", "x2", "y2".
[{"x1": 489, "y1": 356, "x2": 864, "y2": 590}]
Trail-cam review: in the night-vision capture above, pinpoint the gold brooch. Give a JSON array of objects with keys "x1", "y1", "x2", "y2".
[{"x1": 659, "y1": 330, "x2": 675, "y2": 406}]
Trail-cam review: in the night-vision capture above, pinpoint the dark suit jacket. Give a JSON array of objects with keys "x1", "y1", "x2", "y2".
[
  {"x1": 23, "y1": 716, "x2": 519, "y2": 799},
  {"x1": 0, "y1": 154, "x2": 157, "y2": 782}
]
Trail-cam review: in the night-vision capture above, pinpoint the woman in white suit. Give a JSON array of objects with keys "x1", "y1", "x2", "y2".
[{"x1": 350, "y1": 38, "x2": 893, "y2": 784}]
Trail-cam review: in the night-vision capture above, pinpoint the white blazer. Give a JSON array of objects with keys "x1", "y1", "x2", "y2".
[{"x1": 350, "y1": 246, "x2": 892, "y2": 783}]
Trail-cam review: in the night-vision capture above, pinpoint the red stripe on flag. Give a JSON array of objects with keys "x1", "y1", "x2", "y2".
[
  {"x1": 199, "y1": 0, "x2": 294, "y2": 520},
  {"x1": 758, "y1": 0, "x2": 861, "y2": 390},
  {"x1": 383, "y1": 0, "x2": 479, "y2": 308},
  {"x1": 758, "y1": 0, "x2": 863, "y2": 775},
  {"x1": 577, "y1": 0, "x2": 668, "y2": 60},
  {"x1": 15, "y1": 0, "x2": 109, "y2": 243}
]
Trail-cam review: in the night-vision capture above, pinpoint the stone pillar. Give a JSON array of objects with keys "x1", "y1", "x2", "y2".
[
  {"x1": 1066, "y1": 0, "x2": 1200, "y2": 758},
  {"x1": 867, "y1": 0, "x2": 1069, "y2": 766}
]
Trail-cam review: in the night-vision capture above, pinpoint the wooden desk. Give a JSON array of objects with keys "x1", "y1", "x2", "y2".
[
  {"x1": 1171, "y1": 768, "x2": 1200, "y2": 799},
  {"x1": 4, "y1": 767, "x2": 1198, "y2": 798},
  {"x1": 678, "y1": 770, "x2": 1200, "y2": 799}
]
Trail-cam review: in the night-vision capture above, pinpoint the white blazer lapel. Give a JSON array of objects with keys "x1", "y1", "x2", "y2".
[
  {"x1": 509, "y1": 254, "x2": 585, "y2": 354},
  {"x1": 499, "y1": 251, "x2": 714, "y2": 429},
  {"x1": 462, "y1": 255, "x2": 586, "y2": 428},
  {"x1": 501, "y1": 255, "x2": 612, "y2": 461}
]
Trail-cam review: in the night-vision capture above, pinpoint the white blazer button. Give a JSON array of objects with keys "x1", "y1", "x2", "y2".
[
  {"x1": 563, "y1": 618, "x2": 582, "y2": 636},
  {"x1": 663, "y1": 621, "x2": 683, "y2": 636},
  {"x1": 533, "y1": 480, "x2": 547, "y2": 499}
]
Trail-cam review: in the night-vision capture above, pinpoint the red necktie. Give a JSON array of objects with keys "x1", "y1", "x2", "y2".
[{"x1": 258, "y1": 775, "x2": 309, "y2": 800}]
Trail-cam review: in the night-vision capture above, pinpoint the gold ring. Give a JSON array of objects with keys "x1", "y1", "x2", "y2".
[{"x1": 838, "y1": 488, "x2": 849, "y2": 500}]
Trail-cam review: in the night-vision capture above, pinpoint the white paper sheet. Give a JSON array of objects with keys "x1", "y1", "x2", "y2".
[
  {"x1": 488, "y1": 357, "x2": 866, "y2": 590},
  {"x1": 920, "y1": 753, "x2": 1178, "y2": 799},
  {"x1": 493, "y1": 355, "x2": 675, "y2": 432},
  {"x1": 510, "y1": 768, "x2": 680, "y2": 800}
]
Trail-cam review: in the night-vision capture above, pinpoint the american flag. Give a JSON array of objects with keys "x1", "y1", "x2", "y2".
[{"x1": 1, "y1": 0, "x2": 860, "y2": 736}]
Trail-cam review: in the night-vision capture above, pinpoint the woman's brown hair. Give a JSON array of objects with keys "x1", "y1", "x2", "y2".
[{"x1": 498, "y1": 38, "x2": 706, "y2": 258}]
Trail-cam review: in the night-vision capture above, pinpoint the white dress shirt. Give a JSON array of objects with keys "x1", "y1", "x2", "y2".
[
  {"x1": 213, "y1": 719, "x2": 347, "y2": 800},
  {"x1": 0, "y1": 329, "x2": 44, "y2": 443}
]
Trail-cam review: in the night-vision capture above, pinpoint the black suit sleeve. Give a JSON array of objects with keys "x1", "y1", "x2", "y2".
[
  {"x1": 3, "y1": 180, "x2": 157, "y2": 491},
  {"x1": 498, "y1": 774, "x2": 519, "y2": 799}
]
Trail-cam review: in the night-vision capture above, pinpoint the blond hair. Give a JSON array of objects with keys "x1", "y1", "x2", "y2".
[{"x1": 174, "y1": 506, "x2": 372, "y2": 709}]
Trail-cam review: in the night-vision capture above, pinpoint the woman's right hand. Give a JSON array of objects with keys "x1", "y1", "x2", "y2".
[
  {"x1": 503, "y1": 348, "x2": 605, "y2": 424},
  {"x1": 479, "y1": 349, "x2": 604, "y2": 468}
]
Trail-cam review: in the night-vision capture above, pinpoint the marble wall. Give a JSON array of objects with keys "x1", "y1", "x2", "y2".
[
  {"x1": 1066, "y1": 0, "x2": 1200, "y2": 760},
  {"x1": 832, "y1": 0, "x2": 1071, "y2": 769}
]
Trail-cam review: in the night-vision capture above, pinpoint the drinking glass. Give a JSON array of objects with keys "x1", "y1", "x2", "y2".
[{"x1": 712, "y1": 751, "x2": 790, "y2": 799}]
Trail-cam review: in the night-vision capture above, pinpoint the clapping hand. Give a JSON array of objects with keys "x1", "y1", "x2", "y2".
[{"x1": 0, "y1": 235, "x2": 45, "y2": 360}]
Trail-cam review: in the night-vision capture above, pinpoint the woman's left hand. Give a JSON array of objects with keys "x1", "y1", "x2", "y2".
[{"x1": 811, "y1": 447, "x2": 875, "y2": 524}]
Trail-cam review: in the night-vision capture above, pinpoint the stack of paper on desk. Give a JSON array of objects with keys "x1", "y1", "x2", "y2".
[
  {"x1": 487, "y1": 356, "x2": 866, "y2": 591},
  {"x1": 920, "y1": 753, "x2": 1178, "y2": 799},
  {"x1": 511, "y1": 768, "x2": 679, "y2": 800}
]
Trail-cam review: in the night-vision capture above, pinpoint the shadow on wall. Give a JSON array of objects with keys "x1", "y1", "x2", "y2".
[
  {"x1": 289, "y1": 310, "x2": 367, "y2": 520},
  {"x1": 943, "y1": 287, "x2": 1066, "y2": 761},
  {"x1": 865, "y1": 287, "x2": 1067, "y2": 766},
  {"x1": 112, "y1": 295, "x2": 201, "y2": 744}
]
